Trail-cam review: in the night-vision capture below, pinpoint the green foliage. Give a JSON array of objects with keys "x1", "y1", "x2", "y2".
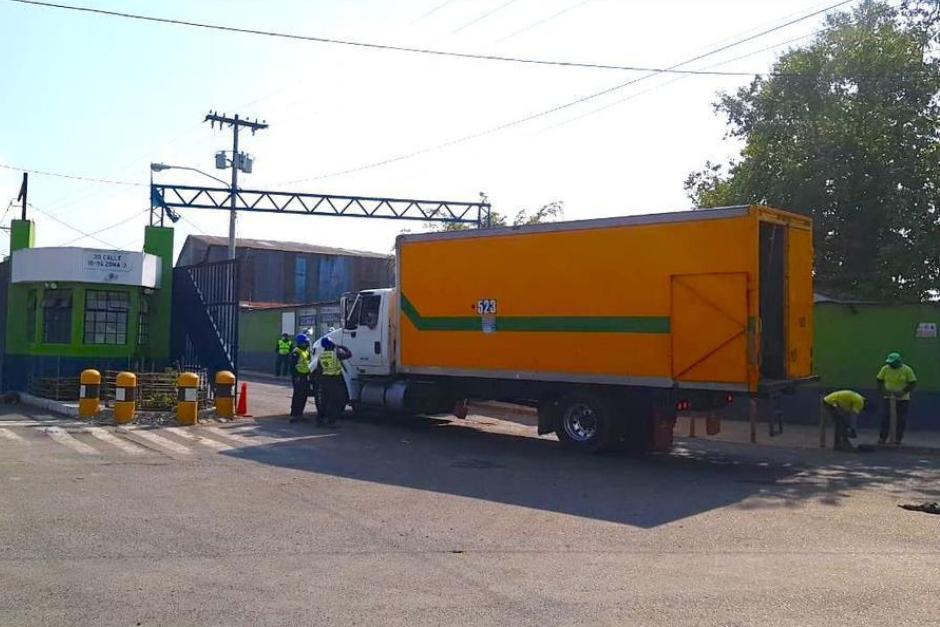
[
  {"x1": 686, "y1": 0, "x2": 940, "y2": 302},
  {"x1": 430, "y1": 200, "x2": 564, "y2": 232}
]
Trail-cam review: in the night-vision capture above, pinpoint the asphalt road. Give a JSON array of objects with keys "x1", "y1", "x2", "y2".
[{"x1": 1, "y1": 402, "x2": 938, "y2": 626}]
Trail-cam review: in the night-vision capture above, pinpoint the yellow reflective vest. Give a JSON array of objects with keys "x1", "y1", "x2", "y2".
[
  {"x1": 277, "y1": 339, "x2": 292, "y2": 355},
  {"x1": 318, "y1": 350, "x2": 343, "y2": 376},
  {"x1": 293, "y1": 348, "x2": 311, "y2": 374}
]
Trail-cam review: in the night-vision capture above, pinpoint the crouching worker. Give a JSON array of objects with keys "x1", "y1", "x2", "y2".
[
  {"x1": 822, "y1": 389, "x2": 866, "y2": 452},
  {"x1": 314, "y1": 337, "x2": 352, "y2": 427}
]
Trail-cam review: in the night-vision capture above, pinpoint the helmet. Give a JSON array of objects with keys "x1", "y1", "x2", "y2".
[
  {"x1": 295, "y1": 334, "x2": 309, "y2": 346},
  {"x1": 321, "y1": 337, "x2": 335, "y2": 350}
]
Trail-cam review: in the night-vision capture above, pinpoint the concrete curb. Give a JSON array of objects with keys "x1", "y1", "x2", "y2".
[{"x1": 18, "y1": 392, "x2": 79, "y2": 418}]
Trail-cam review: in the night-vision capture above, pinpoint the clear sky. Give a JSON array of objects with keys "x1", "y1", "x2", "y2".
[{"x1": 0, "y1": 0, "x2": 848, "y2": 259}]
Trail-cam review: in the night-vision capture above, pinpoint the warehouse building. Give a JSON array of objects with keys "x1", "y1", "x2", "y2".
[{"x1": 177, "y1": 235, "x2": 393, "y2": 306}]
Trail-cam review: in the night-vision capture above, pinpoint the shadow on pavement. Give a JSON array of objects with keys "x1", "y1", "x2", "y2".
[{"x1": 223, "y1": 413, "x2": 940, "y2": 529}]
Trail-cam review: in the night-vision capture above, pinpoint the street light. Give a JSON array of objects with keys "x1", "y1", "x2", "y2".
[
  {"x1": 150, "y1": 162, "x2": 230, "y2": 187},
  {"x1": 150, "y1": 162, "x2": 235, "y2": 252}
]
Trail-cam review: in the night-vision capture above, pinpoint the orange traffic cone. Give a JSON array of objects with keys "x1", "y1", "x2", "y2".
[{"x1": 236, "y1": 382, "x2": 249, "y2": 417}]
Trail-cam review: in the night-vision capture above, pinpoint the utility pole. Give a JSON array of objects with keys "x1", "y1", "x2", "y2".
[
  {"x1": 204, "y1": 111, "x2": 268, "y2": 260},
  {"x1": 17, "y1": 173, "x2": 27, "y2": 220}
]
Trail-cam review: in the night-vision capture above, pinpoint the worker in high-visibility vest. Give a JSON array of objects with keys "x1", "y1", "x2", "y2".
[
  {"x1": 288, "y1": 334, "x2": 313, "y2": 423},
  {"x1": 313, "y1": 337, "x2": 352, "y2": 427},
  {"x1": 876, "y1": 352, "x2": 917, "y2": 444},
  {"x1": 275, "y1": 333, "x2": 293, "y2": 378},
  {"x1": 822, "y1": 390, "x2": 866, "y2": 451}
]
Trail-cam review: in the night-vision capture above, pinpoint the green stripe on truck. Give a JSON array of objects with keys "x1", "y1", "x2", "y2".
[{"x1": 401, "y1": 294, "x2": 670, "y2": 334}]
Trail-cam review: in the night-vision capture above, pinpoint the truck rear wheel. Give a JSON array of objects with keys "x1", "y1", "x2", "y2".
[{"x1": 555, "y1": 393, "x2": 615, "y2": 453}]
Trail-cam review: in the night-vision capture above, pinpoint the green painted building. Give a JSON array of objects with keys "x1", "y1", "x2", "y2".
[
  {"x1": 809, "y1": 299, "x2": 939, "y2": 428},
  {"x1": 0, "y1": 219, "x2": 175, "y2": 390}
]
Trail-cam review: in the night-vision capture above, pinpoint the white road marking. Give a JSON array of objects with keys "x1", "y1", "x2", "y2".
[
  {"x1": 166, "y1": 427, "x2": 233, "y2": 451},
  {"x1": 0, "y1": 428, "x2": 25, "y2": 442},
  {"x1": 1, "y1": 420, "x2": 86, "y2": 428},
  {"x1": 43, "y1": 426, "x2": 99, "y2": 455},
  {"x1": 84, "y1": 427, "x2": 145, "y2": 455},
  {"x1": 205, "y1": 426, "x2": 262, "y2": 447},
  {"x1": 122, "y1": 427, "x2": 192, "y2": 455}
]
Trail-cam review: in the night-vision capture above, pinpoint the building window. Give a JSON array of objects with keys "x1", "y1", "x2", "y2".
[
  {"x1": 83, "y1": 290, "x2": 128, "y2": 345},
  {"x1": 42, "y1": 289, "x2": 73, "y2": 344},
  {"x1": 138, "y1": 297, "x2": 150, "y2": 346},
  {"x1": 26, "y1": 289, "x2": 37, "y2": 342}
]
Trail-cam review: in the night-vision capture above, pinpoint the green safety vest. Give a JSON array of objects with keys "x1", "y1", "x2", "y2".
[
  {"x1": 319, "y1": 350, "x2": 343, "y2": 376},
  {"x1": 277, "y1": 339, "x2": 292, "y2": 355},
  {"x1": 293, "y1": 348, "x2": 311, "y2": 374}
]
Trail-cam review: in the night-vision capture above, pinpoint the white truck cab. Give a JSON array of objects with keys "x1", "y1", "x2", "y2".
[{"x1": 313, "y1": 289, "x2": 396, "y2": 407}]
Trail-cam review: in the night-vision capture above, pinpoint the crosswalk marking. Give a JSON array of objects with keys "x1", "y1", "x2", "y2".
[
  {"x1": 122, "y1": 427, "x2": 192, "y2": 455},
  {"x1": 165, "y1": 427, "x2": 233, "y2": 451},
  {"x1": 43, "y1": 426, "x2": 99, "y2": 455},
  {"x1": 0, "y1": 427, "x2": 26, "y2": 442},
  {"x1": 205, "y1": 426, "x2": 262, "y2": 447},
  {"x1": 85, "y1": 427, "x2": 145, "y2": 455}
]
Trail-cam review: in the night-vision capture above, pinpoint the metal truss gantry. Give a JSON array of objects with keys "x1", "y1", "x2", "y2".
[{"x1": 150, "y1": 183, "x2": 491, "y2": 227}]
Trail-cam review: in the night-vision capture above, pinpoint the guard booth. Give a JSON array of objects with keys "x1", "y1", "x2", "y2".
[{"x1": 0, "y1": 220, "x2": 175, "y2": 392}]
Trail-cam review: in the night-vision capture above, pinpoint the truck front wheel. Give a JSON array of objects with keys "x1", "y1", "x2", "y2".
[{"x1": 555, "y1": 393, "x2": 615, "y2": 453}]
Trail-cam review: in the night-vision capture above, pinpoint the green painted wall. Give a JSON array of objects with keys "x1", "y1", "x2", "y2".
[
  {"x1": 6, "y1": 283, "x2": 143, "y2": 359},
  {"x1": 239, "y1": 309, "x2": 282, "y2": 353},
  {"x1": 144, "y1": 226, "x2": 174, "y2": 360},
  {"x1": 815, "y1": 304, "x2": 940, "y2": 392},
  {"x1": 10, "y1": 220, "x2": 34, "y2": 251}
]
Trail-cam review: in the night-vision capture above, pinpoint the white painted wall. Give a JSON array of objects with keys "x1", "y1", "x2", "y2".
[{"x1": 11, "y1": 247, "x2": 162, "y2": 288}]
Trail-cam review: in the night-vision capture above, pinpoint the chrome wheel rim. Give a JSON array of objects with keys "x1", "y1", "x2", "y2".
[{"x1": 562, "y1": 403, "x2": 598, "y2": 442}]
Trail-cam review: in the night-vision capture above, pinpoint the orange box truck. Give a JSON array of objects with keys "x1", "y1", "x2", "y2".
[{"x1": 320, "y1": 205, "x2": 814, "y2": 452}]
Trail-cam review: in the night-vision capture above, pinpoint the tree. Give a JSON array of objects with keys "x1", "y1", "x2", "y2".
[
  {"x1": 429, "y1": 199, "x2": 564, "y2": 232},
  {"x1": 686, "y1": 0, "x2": 940, "y2": 301}
]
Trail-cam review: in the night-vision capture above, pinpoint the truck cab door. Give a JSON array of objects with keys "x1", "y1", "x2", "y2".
[{"x1": 341, "y1": 292, "x2": 390, "y2": 376}]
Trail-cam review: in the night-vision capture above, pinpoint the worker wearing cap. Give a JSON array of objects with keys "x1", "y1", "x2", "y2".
[
  {"x1": 876, "y1": 352, "x2": 917, "y2": 444},
  {"x1": 275, "y1": 333, "x2": 293, "y2": 378},
  {"x1": 288, "y1": 334, "x2": 313, "y2": 423},
  {"x1": 313, "y1": 337, "x2": 352, "y2": 427},
  {"x1": 822, "y1": 390, "x2": 866, "y2": 451}
]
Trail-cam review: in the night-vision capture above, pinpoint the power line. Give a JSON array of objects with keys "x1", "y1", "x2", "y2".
[
  {"x1": 8, "y1": 0, "x2": 795, "y2": 77},
  {"x1": 493, "y1": 0, "x2": 592, "y2": 44},
  {"x1": 450, "y1": 0, "x2": 523, "y2": 35},
  {"x1": 59, "y1": 208, "x2": 148, "y2": 247},
  {"x1": 411, "y1": 0, "x2": 459, "y2": 24},
  {"x1": 0, "y1": 162, "x2": 143, "y2": 187},
  {"x1": 547, "y1": 0, "x2": 897, "y2": 130},
  {"x1": 278, "y1": 0, "x2": 857, "y2": 186},
  {"x1": 26, "y1": 202, "x2": 123, "y2": 248}
]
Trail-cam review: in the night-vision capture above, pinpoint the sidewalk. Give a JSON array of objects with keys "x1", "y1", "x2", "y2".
[{"x1": 677, "y1": 414, "x2": 940, "y2": 455}]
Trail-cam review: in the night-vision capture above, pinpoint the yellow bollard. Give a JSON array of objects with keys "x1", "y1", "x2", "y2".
[
  {"x1": 113, "y1": 372, "x2": 137, "y2": 425},
  {"x1": 214, "y1": 371, "x2": 236, "y2": 419},
  {"x1": 78, "y1": 369, "x2": 101, "y2": 420},
  {"x1": 176, "y1": 372, "x2": 200, "y2": 426}
]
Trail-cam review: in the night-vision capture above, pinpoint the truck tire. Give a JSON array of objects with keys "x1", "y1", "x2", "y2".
[{"x1": 555, "y1": 393, "x2": 616, "y2": 453}]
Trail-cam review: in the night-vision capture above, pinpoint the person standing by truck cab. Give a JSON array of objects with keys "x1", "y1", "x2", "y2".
[
  {"x1": 275, "y1": 333, "x2": 293, "y2": 378},
  {"x1": 314, "y1": 337, "x2": 352, "y2": 427},
  {"x1": 822, "y1": 390, "x2": 866, "y2": 451},
  {"x1": 289, "y1": 334, "x2": 313, "y2": 423},
  {"x1": 876, "y1": 352, "x2": 917, "y2": 444}
]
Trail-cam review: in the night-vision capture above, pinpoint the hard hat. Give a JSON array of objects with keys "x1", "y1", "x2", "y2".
[
  {"x1": 885, "y1": 352, "x2": 902, "y2": 365},
  {"x1": 321, "y1": 337, "x2": 335, "y2": 350},
  {"x1": 295, "y1": 334, "x2": 309, "y2": 345}
]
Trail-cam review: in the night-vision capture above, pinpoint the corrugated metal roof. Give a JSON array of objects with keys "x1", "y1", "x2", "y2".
[{"x1": 185, "y1": 235, "x2": 391, "y2": 259}]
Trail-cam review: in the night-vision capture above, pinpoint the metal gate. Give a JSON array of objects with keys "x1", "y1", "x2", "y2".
[{"x1": 172, "y1": 259, "x2": 239, "y2": 374}]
